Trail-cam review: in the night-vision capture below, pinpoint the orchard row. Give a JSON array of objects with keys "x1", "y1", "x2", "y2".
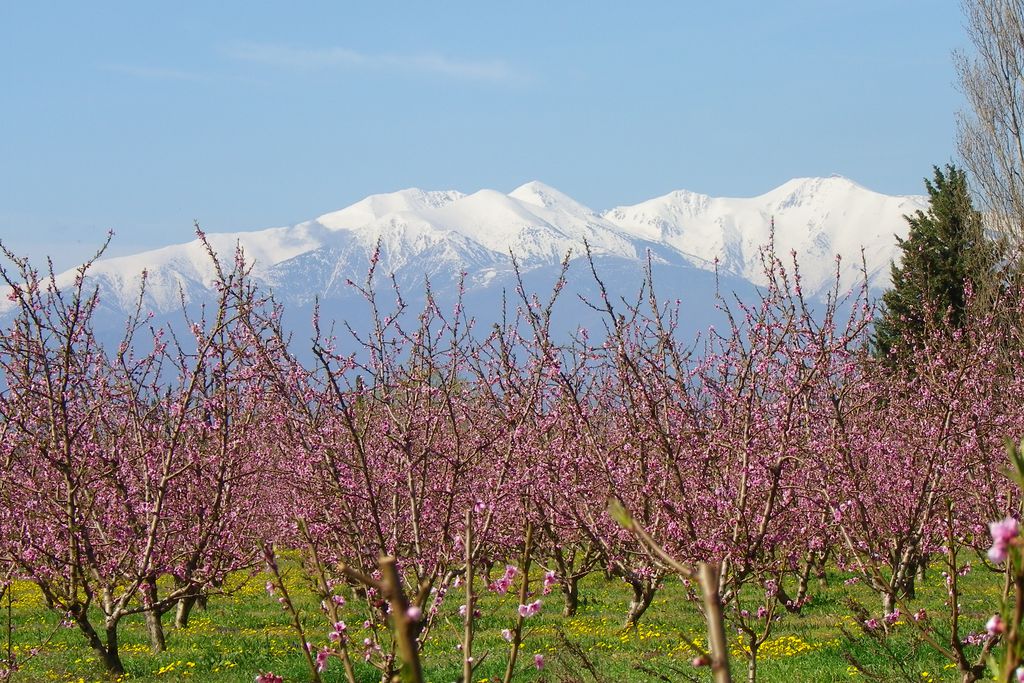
[{"x1": 1, "y1": 240, "x2": 1020, "y2": 682}]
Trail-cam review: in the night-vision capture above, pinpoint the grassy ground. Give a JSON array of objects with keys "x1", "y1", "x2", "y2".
[{"x1": 2, "y1": 560, "x2": 1006, "y2": 682}]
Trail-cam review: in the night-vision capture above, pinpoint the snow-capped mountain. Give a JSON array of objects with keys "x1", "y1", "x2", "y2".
[
  {"x1": 603, "y1": 176, "x2": 922, "y2": 292},
  {"x1": 0, "y1": 176, "x2": 926, "y2": 341}
]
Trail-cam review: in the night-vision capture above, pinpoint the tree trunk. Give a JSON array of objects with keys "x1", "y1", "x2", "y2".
[
  {"x1": 142, "y1": 575, "x2": 166, "y2": 652},
  {"x1": 624, "y1": 579, "x2": 655, "y2": 628},
  {"x1": 881, "y1": 548, "x2": 918, "y2": 615},
  {"x1": 175, "y1": 595, "x2": 198, "y2": 629},
  {"x1": 562, "y1": 575, "x2": 580, "y2": 617},
  {"x1": 38, "y1": 584, "x2": 54, "y2": 610},
  {"x1": 74, "y1": 610, "x2": 124, "y2": 675},
  {"x1": 895, "y1": 546, "x2": 917, "y2": 602},
  {"x1": 746, "y1": 644, "x2": 759, "y2": 683},
  {"x1": 794, "y1": 555, "x2": 814, "y2": 609},
  {"x1": 698, "y1": 563, "x2": 732, "y2": 683},
  {"x1": 814, "y1": 551, "x2": 828, "y2": 588},
  {"x1": 145, "y1": 608, "x2": 166, "y2": 652},
  {"x1": 104, "y1": 620, "x2": 122, "y2": 674},
  {"x1": 774, "y1": 581, "x2": 799, "y2": 613},
  {"x1": 882, "y1": 590, "x2": 897, "y2": 616},
  {"x1": 903, "y1": 571, "x2": 917, "y2": 601}
]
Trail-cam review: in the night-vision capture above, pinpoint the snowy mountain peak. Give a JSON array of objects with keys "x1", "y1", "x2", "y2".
[
  {"x1": 316, "y1": 188, "x2": 465, "y2": 231},
  {"x1": 602, "y1": 177, "x2": 926, "y2": 292},
  {"x1": 0, "y1": 177, "x2": 929, "y2": 322},
  {"x1": 508, "y1": 181, "x2": 595, "y2": 216},
  {"x1": 759, "y1": 175, "x2": 882, "y2": 210}
]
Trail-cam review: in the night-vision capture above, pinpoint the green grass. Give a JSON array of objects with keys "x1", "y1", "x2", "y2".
[{"x1": 2, "y1": 561, "x2": 1006, "y2": 682}]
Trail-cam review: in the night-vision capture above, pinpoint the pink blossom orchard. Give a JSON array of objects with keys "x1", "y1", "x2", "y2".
[
  {"x1": 0, "y1": 240, "x2": 287, "y2": 674},
  {"x1": 1, "y1": 237, "x2": 1023, "y2": 681}
]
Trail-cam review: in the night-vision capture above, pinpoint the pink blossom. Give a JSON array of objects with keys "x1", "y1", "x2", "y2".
[
  {"x1": 316, "y1": 647, "x2": 330, "y2": 672},
  {"x1": 491, "y1": 565, "x2": 518, "y2": 594},
  {"x1": 965, "y1": 632, "x2": 987, "y2": 645},
  {"x1": 864, "y1": 618, "x2": 880, "y2": 630},
  {"x1": 534, "y1": 654, "x2": 544, "y2": 670},
  {"x1": 518, "y1": 599, "x2": 542, "y2": 617},
  {"x1": 501, "y1": 628, "x2": 513, "y2": 642},
  {"x1": 542, "y1": 570, "x2": 557, "y2": 595},
  {"x1": 989, "y1": 517, "x2": 1019, "y2": 564},
  {"x1": 987, "y1": 614, "x2": 1005, "y2": 636},
  {"x1": 329, "y1": 620, "x2": 348, "y2": 642}
]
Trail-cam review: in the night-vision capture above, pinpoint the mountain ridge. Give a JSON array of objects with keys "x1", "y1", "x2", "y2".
[{"x1": 0, "y1": 177, "x2": 927, "y2": 323}]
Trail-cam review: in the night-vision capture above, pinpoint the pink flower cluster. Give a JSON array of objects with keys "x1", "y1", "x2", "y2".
[
  {"x1": 489, "y1": 564, "x2": 518, "y2": 594},
  {"x1": 542, "y1": 570, "x2": 557, "y2": 595},
  {"x1": 328, "y1": 620, "x2": 347, "y2": 643},
  {"x1": 964, "y1": 631, "x2": 988, "y2": 646},
  {"x1": 518, "y1": 600, "x2": 542, "y2": 618},
  {"x1": 315, "y1": 647, "x2": 330, "y2": 672},
  {"x1": 458, "y1": 604, "x2": 481, "y2": 619},
  {"x1": 989, "y1": 517, "x2": 1019, "y2": 564},
  {"x1": 987, "y1": 614, "x2": 1005, "y2": 637}
]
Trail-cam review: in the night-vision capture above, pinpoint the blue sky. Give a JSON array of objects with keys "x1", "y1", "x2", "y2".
[{"x1": 2, "y1": 1, "x2": 968, "y2": 270}]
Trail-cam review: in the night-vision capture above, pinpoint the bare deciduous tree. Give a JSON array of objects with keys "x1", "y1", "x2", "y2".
[{"x1": 956, "y1": 0, "x2": 1024, "y2": 259}]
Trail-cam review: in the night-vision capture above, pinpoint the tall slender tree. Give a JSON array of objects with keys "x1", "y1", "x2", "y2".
[{"x1": 873, "y1": 164, "x2": 995, "y2": 360}]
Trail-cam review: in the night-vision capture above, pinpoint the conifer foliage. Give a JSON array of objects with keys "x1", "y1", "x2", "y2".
[{"x1": 873, "y1": 163, "x2": 994, "y2": 359}]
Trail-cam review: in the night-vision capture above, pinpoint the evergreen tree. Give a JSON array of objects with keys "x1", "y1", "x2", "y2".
[{"x1": 873, "y1": 164, "x2": 995, "y2": 359}]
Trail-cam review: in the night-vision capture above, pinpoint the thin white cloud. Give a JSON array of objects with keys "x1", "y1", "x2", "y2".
[
  {"x1": 223, "y1": 41, "x2": 525, "y2": 84},
  {"x1": 101, "y1": 64, "x2": 210, "y2": 82}
]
